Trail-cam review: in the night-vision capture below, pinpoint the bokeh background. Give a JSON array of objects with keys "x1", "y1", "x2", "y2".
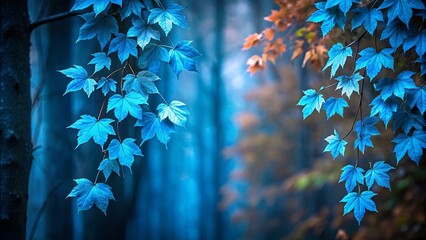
[{"x1": 26, "y1": 0, "x2": 425, "y2": 239}]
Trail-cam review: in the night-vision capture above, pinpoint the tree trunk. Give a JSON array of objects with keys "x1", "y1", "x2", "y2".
[{"x1": 0, "y1": 1, "x2": 31, "y2": 239}]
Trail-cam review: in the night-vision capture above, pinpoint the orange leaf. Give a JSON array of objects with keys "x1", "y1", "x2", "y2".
[
  {"x1": 242, "y1": 33, "x2": 263, "y2": 50},
  {"x1": 246, "y1": 55, "x2": 265, "y2": 75},
  {"x1": 262, "y1": 28, "x2": 276, "y2": 41}
]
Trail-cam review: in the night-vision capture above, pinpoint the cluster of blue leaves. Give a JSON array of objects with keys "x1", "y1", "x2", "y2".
[
  {"x1": 300, "y1": 0, "x2": 426, "y2": 224},
  {"x1": 62, "y1": 0, "x2": 198, "y2": 214}
]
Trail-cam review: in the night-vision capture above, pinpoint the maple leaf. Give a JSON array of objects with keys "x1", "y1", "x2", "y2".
[
  {"x1": 324, "y1": 129, "x2": 347, "y2": 159},
  {"x1": 354, "y1": 117, "x2": 380, "y2": 153},
  {"x1": 72, "y1": 0, "x2": 122, "y2": 16},
  {"x1": 380, "y1": 19, "x2": 408, "y2": 50},
  {"x1": 138, "y1": 44, "x2": 170, "y2": 73},
  {"x1": 68, "y1": 115, "x2": 115, "y2": 148},
  {"x1": 77, "y1": 13, "x2": 118, "y2": 50},
  {"x1": 403, "y1": 29, "x2": 426, "y2": 57},
  {"x1": 297, "y1": 89, "x2": 325, "y2": 119},
  {"x1": 157, "y1": 100, "x2": 189, "y2": 127},
  {"x1": 96, "y1": 77, "x2": 116, "y2": 96},
  {"x1": 340, "y1": 191, "x2": 377, "y2": 224},
  {"x1": 406, "y1": 86, "x2": 426, "y2": 114},
  {"x1": 370, "y1": 95, "x2": 398, "y2": 127},
  {"x1": 107, "y1": 92, "x2": 147, "y2": 121},
  {"x1": 89, "y1": 52, "x2": 111, "y2": 73},
  {"x1": 242, "y1": 33, "x2": 263, "y2": 50},
  {"x1": 169, "y1": 40, "x2": 201, "y2": 76},
  {"x1": 323, "y1": 97, "x2": 349, "y2": 119},
  {"x1": 374, "y1": 71, "x2": 417, "y2": 100},
  {"x1": 323, "y1": 43, "x2": 352, "y2": 78},
  {"x1": 264, "y1": 9, "x2": 287, "y2": 30},
  {"x1": 59, "y1": 65, "x2": 97, "y2": 97},
  {"x1": 98, "y1": 158, "x2": 120, "y2": 181},
  {"x1": 135, "y1": 112, "x2": 176, "y2": 146},
  {"x1": 355, "y1": 47, "x2": 394, "y2": 80},
  {"x1": 120, "y1": 0, "x2": 145, "y2": 19},
  {"x1": 325, "y1": 0, "x2": 360, "y2": 15},
  {"x1": 339, "y1": 165, "x2": 365, "y2": 192},
  {"x1": 365, "y1": 161, "x2": 394, "y2": 190},
  {"x1": 263, "y1": 38, "x2": 286, "y2": 63},
  {"x1": 148, "y1": 3, "x2": 188, "y2": 36},
  {"x1": 351, "y1": 7, "x2": 383, "y2": 35},
  {"x1": 127, "y1": 19, "x2": 160, "y2": 50},
  {"x1": 392, "y1": 130, "x2": 426, "y2": 165},
  {"x1": 379, "y1": 0, "x2": 426, "y2": 27},
  {"x1": 262, "y1": 28, "x2": 275, "y2": 41},
  {"x1": 123, "y1": 71, "x2": 160, "y2": 98},
  {"x1": 307, "y1": 2, "x2": 346, "y2": 36},
  {"x1": 67, "y1": 178, "x2": 115, "y2": 215},
  {"x1": 246, "y1": 55, "x2": 265, "y2": 75},
  {"x1": 393, "y1": 110, "x2": 425, "y2": 134},
  {"x1": 108, "y1": 138, "x2": 143, "y2": 169},
  {"x1": 335, "y1": 73, "x2": 363, "y2": 99},
  {"x1": 108, "y1": 33, "x2": 138, "y2": 63}
]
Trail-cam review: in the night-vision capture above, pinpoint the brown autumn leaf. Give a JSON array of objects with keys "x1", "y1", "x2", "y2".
[
  {"x1": 263, "y1": 38, "x2": 286, "y2": 64},
  {"x1": 246, "y1": 55, "x2": 266, "y2": 75},
  {"x1": 262, "y1": 28, "x2": 276, "y2": 41},
  {"x1": 291, "y1": 39, "x2": 305, "y2": 61},
  {"x1": 264, "y1": 9, "x2": 288, "y2": 31},
  {"x1": 242, "y1": 33, "x2": 263, "y2": 50}
]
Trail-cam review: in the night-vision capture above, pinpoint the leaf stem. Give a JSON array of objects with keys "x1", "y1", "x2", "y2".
[
  {"x1": 94, "y1": 170, "x2": 101, "y2": 184},
  {"x1": 97, "y1": 98, "x2": 107, "y2": 120}
]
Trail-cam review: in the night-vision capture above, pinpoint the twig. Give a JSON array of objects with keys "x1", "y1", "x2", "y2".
[{"x1": 30, "y1": 9, "x2": 88, "y2": 33}]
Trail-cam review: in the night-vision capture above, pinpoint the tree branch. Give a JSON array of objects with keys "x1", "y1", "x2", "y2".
[{"x1": 29, "y1": 9, "x2": 87, "y2": 33}]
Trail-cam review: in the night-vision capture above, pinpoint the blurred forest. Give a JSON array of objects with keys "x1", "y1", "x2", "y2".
[{"x1": 0, "y1": 0, "x2": 424, "y2": 239}]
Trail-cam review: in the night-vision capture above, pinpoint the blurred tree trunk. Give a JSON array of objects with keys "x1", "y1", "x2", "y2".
[{"x1": 0, "y1": 1, "x2": 31, "y2": 239}]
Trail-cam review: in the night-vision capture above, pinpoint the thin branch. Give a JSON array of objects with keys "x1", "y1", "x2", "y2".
[{"x1": 30, "y1": 9, "x2": 87, "y2": 33}]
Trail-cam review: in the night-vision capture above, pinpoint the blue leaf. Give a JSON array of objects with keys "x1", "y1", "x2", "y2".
[
  {"x1": 98, "y1": 158, "x2": 120, "y2": 181},
  {"x1": 393, "y1": 110, "x2": 426, "y2": 134},
  {"x1": 406, "y1": 86, "x2": 426, "y2": 114},
  {"x1": 403, "y1": 30, "x2": 426, "y2": 57},
  {"x1": 380, "y1": 19, "x2": 408, "y2": 50},
  {"x1": 157, "y1": 100, "x2": 190, "y2": 127},
  {"x1": 392, "y1": 130, "x2": 426, "y2": 165},
  {"x1": 374, "y1": 71, "x2": 416, "y2": 100},
  {"x1": 120, "y1": 0, "x2": 145, "y2": 19},
  {"x1": 148, "y1": 3, "x2": 188, "y2": 36},
  {"x1": 379, "y1": 0, "x2": 425, "y2": 27},
  {"x1": 135, "y1": 112, "x2": 176, "y2": 146},
  {"x1": 417, "y1": 55, "x2": 426, "y2": 76},
  {"x1": 123, "y1": 71, "x2": 160, "y2": 98},
  {"x1": 127, "y1": 19, "x2": 160, "y2": 49},
  {"x1": 335, "y1": 73, "x2": 363, "y2": 99},
  {"x1": 370, "y1": 95, "x2": 398, "y2": 127},
  {"x1": 307, "y1": 2, "x2": 346, "y2": 36},
  {"x1": 97, "y1": 77, "x2": 117, "y2": 96},
  {"x1": 68, "y1": 115, "x2": 115, "y2": 148},
  {"x1": 365, "y1": 161, "x2": 394, "y2": 190},
  {"x1": 108, "y1": 33, "x2": 138, "y2": 63},
  {"x1": 77, "y1": 13, "x2": 118, "y2": 50},
  {"x1": 67, "y1": 178, "x2": 115, "y2": 215},
  {"x1": 354, "y1": 117, "x2": 380, "y2": 153},
  {"x1": 169, "y1": 40, "x2": 201, "y2": 76},
  {"x1": 351, "y1": 7, "x2": 383, "y2": 35},
  {"x1": 297, "y1": 89, "x2": 325, "y2": 119},
  {"x1": 108, "y1": 138, "x2": 143, "y2": 169},
  {"x1": 138, "y1": 44, "x2": 170, "y2": 73},
  {"x1": 323, "y1": 43, "x2": 353, "y2": 78},
  {"x1": 107, "y1": 92, "x2": 147, "y2": 121},
  {"x1": 324, "y1": 129, "x2": 347, "y2": 159},
  {"x1": 89, "y1": 52, "x2": 111, "y2": 73},
  {"x1": 355, "y1": 47, "x2": 394, "y2": 80},
  {"x1": 323, "y1": 97, "x2": 349, "y2": 119},
  {"x1": 72, "y1": 0, "x2": 122, "y2": 16},
  {"x1": 325, "y1": 0, "x2": 360, "y2": 15},
  {"x1": 340, "y1": 191, "x2": 377, "y2": 224},
  {"x1": 339, "y1": 165, "x2": 365, "y2": 192},
  {"x1": 59, "y1": 65, "x2": 97, "y2": 97}
]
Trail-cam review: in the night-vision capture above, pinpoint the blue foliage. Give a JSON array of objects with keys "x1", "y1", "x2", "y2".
[
  {"x1": 107, "y1": 92, "x2": 147, "y2": 121},
  {"x1": 340, "y1": 191, "x2": 377, "y2": 224},
  {"x1": 78, "y1": 13, "x2": 118, "y2": 50},
  {"x1": 107, "y1": 138, "x2": 143, "y2": 169},
  {"x1": 123, "y1": 71, "x2": 160, "y2": 98},
  {"x1": 325, "y1": 0, "x2": 359, "y2": 15},
  {"x1": 135, "y1": 112, "x2": 176, "y2": 146},
  {"x1": 157, "y1": 100, "x2": 190, "y2": 127},
  {"x1": 354, "y1": 117, "x2": 380, "y2": 153},
  {"x1": 138, "y1": 44, "x2": 170, "y2": 73},
  {"x1": 323, "y1": 97, "x2": 348, "y2": 119},
  {"x1": 339, "y1": 165, "x2": 365, "y2": 192},
  {"x1": 365, "y1": 161, "x2": 394, "y2": 190},
  {"x1": 370, "y1": 95, "x2": 398, "y2": 127},
  {"x1": 407, "y1": 86, "x2": 426, "y2": 114},
  {"x1": 98, "y1": 158, "x2": 120, "y2": 181},
  {"x1": 323, "y1": 43, "x2": 352, "y2": 78},
  {"x1": 324, "y1": 129, "x2": 347, "y2": 159},
  {"x1": 374, "y1": 71, "x2": 416, "y2": 100},
  {"x1": 403, "y1": 29, "x2": 426, "y2": 57},
  {"x1": 148, "y1": 3, "x2": 188, "y2": 36},
  {"x1": 68, "y1": 115, "x2": 116, "y2": 148},
  {"x1": 97, "y1": 77, "x2": 116, "y2": 96},
  {"x1": 392, "y1": 130, "x2": 426, "y2": 165},
  {"x1": 127, "y1": 19, "x2": 160, "y2": 50},
  {"x1": 60, "y1": 65, "x2": 97, "y2": 97},
  {"x1": 351, "y1": 7, "x2": 383, "y2": 35},
  {"x1": 379, "y1": 0, "x2": 425, "y2": 27},
  {"x1": 108, "y1": 33, "x2": 138, "y2": 63},
  {"x1": 307, "y1": 2, "x2": 346, "y2": 36},
  {"x1": 380, "y1": 19, "x2": 408, "y2": 50},
  {"x1": 67, "y1": 178, "x2": 115, "y2": 215},
  {"x1": 393, "y1": 110, "x2": 425, "y2": 134},
  {"x1": 297, "y1": 89, "x2": 325, "y2": 119},
  {"x1": 355, "y1": 47, "x2": 394, "y2": 80},
  {"x1": 72, "y1": 0, "x2": 122, "y2": 16},
  {"x1": 169, "y1": 40, "x2": 202, "y2": 76},
  {"x1": 120, "y1": 0, "x2": 145, "y2": 19},
  {"x1": 335, "y1": 73, "x2": 363, "y2": 99},
  {"x1": 89, "y1": 52, "x2": 111, "y2": 73}
]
